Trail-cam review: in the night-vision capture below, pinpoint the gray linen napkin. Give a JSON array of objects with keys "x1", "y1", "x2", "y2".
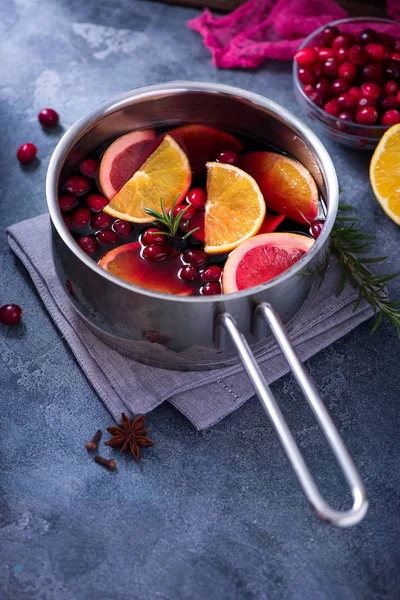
[{"x1": 7, "y1": 214, "x2": 374, "y2": 430}]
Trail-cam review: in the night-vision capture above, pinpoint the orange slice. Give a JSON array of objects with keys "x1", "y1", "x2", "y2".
[
  {"x1": 204, "y1": 162, "x2": 266, "y2": 254},
  {"x1": 222, "y1": 232, "x2": 314, "y2": 293},
  {"x1": 370, "y1": 123, "x2": 400, "y2": 225},
  {"x1": 103, "y1": 135, "x2": 191, "y2": 223},
  {"x1": 240, "y1": 152, "x2": 319, "y2": 225}
]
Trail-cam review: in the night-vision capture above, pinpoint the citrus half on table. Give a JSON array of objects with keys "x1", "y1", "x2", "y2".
[
  {"x1": 222, "y1": 232, "x2": 314, "y2": 293},
  {"x1": 204, "y1": 162, "x2": 266, "y2": 254},
  {"x1": 103, "y1": 135, "x2": 192, "y2": 223},
  {"x1": 370, "y1": 123, "x2": 400, "y2": 225}
]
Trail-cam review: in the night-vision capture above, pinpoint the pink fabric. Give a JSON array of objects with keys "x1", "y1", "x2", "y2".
[{"x1": 188, "y1": 0, "x2": 400, "y2": 69}]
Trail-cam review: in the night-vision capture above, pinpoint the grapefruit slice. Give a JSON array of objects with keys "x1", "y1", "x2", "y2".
[
  {"x1": 166, "y1": 124, "x2": 243, "y2": 175},
  {"x1": 103, "y1": 135, "x2": 192, "y2": 223},
  {"x1": 240, "y1": 152, "x2": 319, "y2": 226},
  {"x1": 98, "y1": 242, "x2": 193, "y2": 295},
  {"x1": 99, "y1": 130, "x2": 157, "y2": 199},
  {"x1": 204, "y1": 162, "x2": 266, "y2": 254},
  {"x1": 370, "y1": 123, "x2": 400, "y2": 225},
  {"x1": 222, "y1": 232, "x2": 314, "y2": 293}
]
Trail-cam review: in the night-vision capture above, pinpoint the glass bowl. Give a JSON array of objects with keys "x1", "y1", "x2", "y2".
[{"x1": 293, "y1": 17, "x2": 400, "y2": 150}]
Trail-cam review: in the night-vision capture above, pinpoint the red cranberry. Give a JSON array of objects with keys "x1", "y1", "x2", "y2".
[
  {"x1": 361, "y1": 63, "x2": 383, "y2": 84},
  {"x1": 390, "y1": 52, "x2": 400, "y2": 62},
  {"x1": 96, "y1": 230, "x2": 118, "y2": 245},
  {"x1": 332, "y1": 33, "x2": 355, "y2": 52},
  {"x1": 294, "y1": 47, "x2": 319, "y2": 66},
  {"x1": 0, "y1": 304, "x2": 22, "y2": 326},
  {"x1": 338, "y1": 61, "x2": 357, "y2": 81},
  {"x1": 61, "y1": 212, "x2": 73, "y2": 230},
  {"x1": 201, "y1": 282, "x2": 221, "y2": 296},
  {"x1": 216, "y1": 150, "x2": 240, "y2": 165},
  {"x1": 335, "y1": 47, "x2": 348, "y2": 63},
  {"x1": 187, "y1": 188, "x2": 207, "y2": 211},
  {"x1": 383, "y1": 80, "x2": 399, "y2": 95},
  {"x1": 303, "y1": 84, "x2": 314, "y2": 97},
  {"x1": 331, "y1": 78, "x2": 350, "y2": 96},
  {"x1": 385, "y1": 61, "x2": 400, "y2": 81},
  {"x1": 323, "y1": 58, "x2": 339, "y2": 79},
  {"x1": 380, "y1": 33, "x2": 395, "y2": 49},
  {"x1": 65, "y1": 175, "x2": 90, "y2": 196},
  {"x1": 358, "y1": 97, "x2": 377, "y2": 109},
  {"x1": 349, "y1": 86, "x2": 361, "y2": 100},
  {"x1": 348, "y1": 44, "x2": 369, "y2": 66},
  {"x1": 311, "y1": 221, "x2": 324, "y2": 239},
  {"x1": 182, "y1": 249, "x2": 207, "y2": 267},
  {"x1": 86, "y1": 194, "x2": 108, "y2": 212},
  {"x1": 172, "y1": 204, "x2": 197, "y2": 220},
  {"x1": 202, "y1": 265, "x2": 222, "y2": 282},
  {"x1": 324, "y1": 99, "x2": 340, "y2": 117},
  {"x1": 72, "y1": 206, "x2": 91, "y2": 228},
  {"x1": 318, "y1": 47, "x2": 335, "y2": 61},
  {"x1": 337, "y1": 93, "x2": 358, "y2": 112},
  {"x1": 38, "y1": 108, "x2": 59, "y2": 127},
  {"x1": 365, "y1": 43, "x2": 386, "y2": 63},
  {"x1": 142, "y1": 244, "x2": 168, "y2": 262},
  {"x1": 321, "y1": 26, "x2": 339, "y2": 46},
  {"x1": 58, "y1": 194, "x2": 78, "y2": 212},
  {"x1": 141, "y1": 228, "x2": 168, "y2": 245},
  {"x1": 113, "y1": 219, "x2": 132, "y2": 237},
  {"x1": 80, "y1": 158, "x2": 98, "y2": 178},
  {"x1": 91, "y1": 212, "x2": 113, "y2": 230},
  {"x1": 361, "y1": 81, "x2": 381, "y2": 100},
  {"x1": 17, "y1": 143, "x2": 37, "y2": 164},
  {"x1": 337, "y1": 111, "x2": 354, "y2": 122},
  {"x1": 298, "y1": 67, "x2": 315, "y2": 85},
  {"x1": 77, "y1": 236, "x2": 97, "y2": 255},
  {"x1": 179, "y1": 265, "x2": 199, "y2": 282},
  {"x1": 381, "y1": 95, "x2": 399, "y2": 110},
  {"x1": 360, "y1": 29, "x2": 380, "y2": 46},
  {"x1": 382, "y1": 109, "x2": 400, "y2": 126},
  {"x1": 308, "y1": 91, "x2": 324, "y2": 107},
  {"x1": 356, "y1": 107, "x2": 378, "y2": 125}
]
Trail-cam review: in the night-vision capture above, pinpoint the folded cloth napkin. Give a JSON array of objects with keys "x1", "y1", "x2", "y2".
[
  {"x1": 7, "y1": 214, "x2": 373, "y2": 430},
  {"x1": 188, "y1": 0, "x2": 400, "y2": 69}
]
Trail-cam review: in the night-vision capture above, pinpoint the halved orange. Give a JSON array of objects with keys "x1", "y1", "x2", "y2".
[
  {"x1": 103, "y1": 135, "x2": 192, "y2": 223},
  {"x1": 240, "y1": 152, "x2": 319, "y2": 225},
  {"x1": 204, "y1": 162, "x2": 266, "y2": 254},
  {"x1": 370, "y1": 123, "x2": 400, "y2": 225}
]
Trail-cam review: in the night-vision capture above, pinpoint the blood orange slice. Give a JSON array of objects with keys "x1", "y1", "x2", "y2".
[
  {"x1": 222, "y1": 232, "x2": 314, "y2": 293},
  {"x1": 99, "y1": 242, "x2": 194, "y2": 295},
  {"x1": 240, "y1": 152, "x2": 319, "y2": 225},
  {"x1": 99, "y1": 130, "x2": 157, "y2": 199}
]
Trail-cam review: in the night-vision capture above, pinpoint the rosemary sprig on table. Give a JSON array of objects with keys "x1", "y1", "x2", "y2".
[
  {"x1": 331, "y1": 203, "x2": 400, "y2": 336},
  {"x1": 144, "y1": 196, "x2": 199, "y2": 240}
]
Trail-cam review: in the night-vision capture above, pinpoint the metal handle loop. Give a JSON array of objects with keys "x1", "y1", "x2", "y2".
[{"x1": 215, "y1": 304, "x2": 368, "y2": 527}]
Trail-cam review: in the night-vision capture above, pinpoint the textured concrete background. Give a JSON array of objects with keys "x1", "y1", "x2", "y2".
[{"x1": 1, "y1": 1, "x2": 400, "y2": 598}]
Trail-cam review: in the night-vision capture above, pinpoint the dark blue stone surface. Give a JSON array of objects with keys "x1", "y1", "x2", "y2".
[{"x1": 1, "y1": 1, "x2": 400, "y2": 598}]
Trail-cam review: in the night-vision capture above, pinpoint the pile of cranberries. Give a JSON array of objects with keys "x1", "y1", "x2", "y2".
[{"x1": 295, "y1": 26, "x2": 400, "y2": 127}]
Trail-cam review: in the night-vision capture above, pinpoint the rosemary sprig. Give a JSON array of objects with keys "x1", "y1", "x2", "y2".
[
  {"x1": 144, "y1": 196, "x2": 199, "y2": 240},
  {"x1": 331, "y1": 202, "x2": 400, "y2": 336}
]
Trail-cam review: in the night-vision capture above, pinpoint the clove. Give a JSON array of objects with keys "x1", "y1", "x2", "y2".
[
  {"x1": 94, "y1": 456, "x2": 117, "y2": 471},
  {"x1": 86, "y1": 429, "x2": 102, "y2": 452}
]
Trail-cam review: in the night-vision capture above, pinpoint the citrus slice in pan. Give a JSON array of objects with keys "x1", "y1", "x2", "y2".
[
  {"x1": 370, "y1": 123, "x2": 400, "y2": 225},
  {"x1": 222, "y1": 232, "x2": 314, "y2": 293},
  {"x1": 204, "y1": 162, "x2": 266, "y2": 254},
  {"x1": 103, "y1": 135, "x2": 192, "y2": 223}
]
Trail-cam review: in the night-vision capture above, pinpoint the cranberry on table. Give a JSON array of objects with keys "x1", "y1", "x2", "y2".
[
  {"x1": 383, "y1": 80, "x2": 399, "y2": 95},
  {"x1": 202, "y1": 265, "x2": 222, "y2": 283},
  {"x1": 338, "y1": 61, "x2": 357, "y2": 81},
  {"x1": 216, "y1": 150, "x2": 240, "y2": 165},
  {"x1": 86, "y1": 194, "x2": 108, "y2": 212},
  {"x1": 113, "y1": 219, "x2": 132, "y2": 237},
  {"x1": 381, "y1": 95, "x2": 399, "y2": 111},
  {"x1": 58, "y1": 194, "x2": 78, "y2": 212},
  {"x1": 78, "y1": 236, "x2": 97, "y2": 255},
  {"x1": 80, "y1": 158, "x2": 98, "y2": 178},
  {"x1": 321, "y1": 25, "x2": 339, "y2": 46},
  {"x1": 91, "y1": 212, "x2": 113, "y2": 231},
  {"x1": 361, "y1": 63, "x2": 383, "y2": 83},
  {"x1": 337, "y1": 92, "x2": 358, "y2": 112},
  {"x1": 365, "y1": 43, "x2": 386, "y2": 63},
  {"x1": 96, "y1": 230, "x2": 118, "y2": 245},
  {"x1": 182, "y1": 249, "x2": 207, "y2": 267},
  {"x1": 360, "y1": 28, "x2": 380, "y2": 46},
  {"x1": 201, "y1": 282, "x2": 221, "y2": 296},
  {"x1": 72, "y1": 206, "x2": 91, "y2": 228},
  {"x1": 348, "y1": 44, "x2": 369, "y2": 66},
  {"x1": 142, "y1": 244, "x2": 168, "y2": 262},
  {"x1": 65, "y1": 175, "x2": 90, "y2": 196},
  {"x1": 298, "y1": 67, "x2": 315, "y2": 85},
  {"x1": 38, "y1": 108, "x2": 59, "y2": 127},
  {"x1": 294, "y1": 47, "x2": 319, "y2": 66},
  {"x1": 0, "y1": 304, "x2": 22, "y2": 326},
  {"x1": 324, "y1": 99, "x2": 340, "y2": 116},
  {"x1": 356, "y1": 107, "x2": 378, "y2": 125},
  {"x1": 361, "y1": 82, "x2": 381, "y2": 100},
  {"x1": 172, "y1": 204, "x2": 197, "y2": 220},
  {"x1": 331, "y1": 78, "x2": 350, "y2": 96},
  {"x1": 311, "y1": 221, "x2": 324, "y2": 239},
  {"x1": 141, "y1": 228, "x2": 168, "y2": 245},
  {"x1": 187, "y1": 188, "x2": 207, "y2": 211},
  {"x1": 61, "y1": 212, "x2": 73, "y2": 230},
  {"x1": 179, "y1": 265, "x2": 199, "y2": 282},
  {"x1": 17, "y1": 143, "x2": 37, "y2": 164},
  {"x1": 382, "y1": 109, "x2": 400, "y2": 126}
]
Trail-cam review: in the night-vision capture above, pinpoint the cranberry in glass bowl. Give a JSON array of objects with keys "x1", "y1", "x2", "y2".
[{"x1": 293, "y1": 17, "x2": 400, "y2": 149}]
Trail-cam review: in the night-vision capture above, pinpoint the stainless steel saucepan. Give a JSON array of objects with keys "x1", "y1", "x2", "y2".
[{"x1": 46, "y1": 82, "x2": 368, "y2": 526}]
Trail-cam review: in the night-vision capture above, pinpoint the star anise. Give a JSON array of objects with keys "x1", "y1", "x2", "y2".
[{"x1": 105, "y1": 413, "x2": 154, "y2": 461}]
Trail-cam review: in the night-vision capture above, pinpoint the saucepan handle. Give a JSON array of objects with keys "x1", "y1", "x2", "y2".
[{"x1": 215, "y1": 303, "x2": 368, "y2": 527}]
